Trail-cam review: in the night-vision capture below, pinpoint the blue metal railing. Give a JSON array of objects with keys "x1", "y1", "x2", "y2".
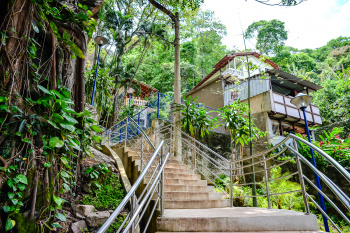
[{"x1": 104, "y1": 92, "x2": 228, "y2": 145}]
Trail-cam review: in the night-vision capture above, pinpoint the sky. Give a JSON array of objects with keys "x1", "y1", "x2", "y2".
[{"x1": 201, "y1": 0, "x2": 350, "y2": 51}]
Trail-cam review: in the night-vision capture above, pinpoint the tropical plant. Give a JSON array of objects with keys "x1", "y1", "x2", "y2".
[
  {"x1": 219, "y1": 100, "x2": 266, "y2": 161},
  {"x1": 175, "y1": 96, "x2": 217, "y2": 139},
  {"x1": 296, "y1": 127, "x2": 350, "y2": 171}
]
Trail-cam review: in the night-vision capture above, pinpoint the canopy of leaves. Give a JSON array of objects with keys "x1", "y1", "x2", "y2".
[{"x1": 245, "y1": 19, "x2": 288, "y2": 55}]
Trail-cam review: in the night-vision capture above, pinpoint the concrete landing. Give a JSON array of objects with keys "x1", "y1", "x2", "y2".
[
  {"x1": 156, "y1": 231, "x2": 326, "y2": 233},
  {"x1": 157, "y1": 207, "x2": 319, "y2": 232}
]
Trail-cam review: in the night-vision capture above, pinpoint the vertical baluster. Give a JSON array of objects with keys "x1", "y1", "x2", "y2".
[
  {"x1": 194, "y1": 142, "x2": 197, "y2": 172},
  {"x1": 120, "y1": 122, "x2": 123, "y2": 142},
  {"x1": 157, "y1": 92, "x2": 160, "y2": 118},
  {"x1": 125, "y1": 118, "x2": 128, "y2": 148},
  {"x1": 263, "y1": 154, "x2": 271, "y2": 209},
  {"x1": 130, "y1": 194, "x2": 136, "y2": 233},
  {"x1": 294, "y1": 139, "x2": 310, "y2": 214},
  {"x1": 160, "y1": 146, "x2": 165, "y2": 216},
  {"x1": 170, "y1": 125, "x2": 173, "y2": 156},
  {"x1": 137, "y1": 112, "x2": 140, "y2": 135},
  {"x1": 141, "y1": 134, "x2": 144, "y2": 170}
]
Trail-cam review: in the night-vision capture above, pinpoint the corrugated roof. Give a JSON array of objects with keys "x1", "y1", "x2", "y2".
[
  {"x1": 267, "y1": 69, "x2": 323, "y2": 91},
  {"x1": 190, "y1": 52, "x2": 281, "y2": 91}
]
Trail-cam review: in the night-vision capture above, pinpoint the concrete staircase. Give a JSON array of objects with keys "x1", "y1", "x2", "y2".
[
  {"x1": 124, "y1": 146, "x2": 322, "y2": 233},
  {"x1": 126, "y1": 147, "x2": 230, "y2": 209}
]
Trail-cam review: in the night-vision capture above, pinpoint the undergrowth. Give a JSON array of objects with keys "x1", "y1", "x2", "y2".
[
  {"x1": 107, "y1": 214, "x2": 129, "y2": 233},
  {"x1": 81, "y1": 174, "x2": 124, "y2": 210}
]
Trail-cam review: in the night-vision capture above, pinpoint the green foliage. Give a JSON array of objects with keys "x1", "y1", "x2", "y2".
[
  {"x1": 0, "y1": 85, "x2": 102, "y2": 230},
  {"x1": 175, "y1": 96, "x2": 218, "y2": 139},
  {"x1": 107, "y1": 214, "x2": 129, "y2": 233},
  {"x1": 85, "y1": 64, "x2": 114, "y2": 116},
  {"x1": 296, "y1": 127, "x2": 350, "y2": 170},
  {"x1": 312, "y1": 68, "x2": 350, "y2": 124},
  {"x1": 219, "y1": 100, "x2": 266, "y2": 147},
  {"x1": 245, "y1": 19, "x2": 288, "y2": 55},
  {"x1": 81, "y1": 174, "x2": 124, "y2": 210},
  {"x1": 85, "y1": 163, "x2": 109, "y2": 180},
  {"x1": 215, "y1": 168, "x2": 305, "y2": 211}
]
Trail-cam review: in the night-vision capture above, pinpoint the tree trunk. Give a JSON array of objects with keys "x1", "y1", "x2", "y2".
[{"x1": 173, "y1": 13, "x2": 182, "y2": 159}]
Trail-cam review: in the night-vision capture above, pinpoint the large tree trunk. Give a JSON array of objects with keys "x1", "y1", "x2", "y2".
[{"x1": 0, "y1": 0, "x2": 103, "y2": 231}]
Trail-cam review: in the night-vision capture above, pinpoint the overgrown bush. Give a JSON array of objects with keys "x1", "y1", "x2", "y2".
[
  {"x1": 296, "y1": 127, "x2": 350, "y2": 171},
  {"x1": 81, "y1": 174, "x2": 124, "y2": 210}
]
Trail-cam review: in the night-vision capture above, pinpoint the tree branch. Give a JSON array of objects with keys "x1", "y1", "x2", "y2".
[
  {"x1": 148, "y1": 0, "x2": 176, "y2": 22},
  {"x1": 125, "y1": 39, "x2": 141, "y2": 53}
]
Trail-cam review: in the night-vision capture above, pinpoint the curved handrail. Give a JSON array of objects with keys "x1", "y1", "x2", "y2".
[
  {"x1": 230, "y1": 135, "x2": 292, "y2": 163},
  {"x1": 97, "y1": 140, "x2": 165, "y2": 233},
  {"x1": 288, "y1": 146, "x2": 350, "y2": 212},
  {"x1": 289, "y1": 133, "x2": 350, "y2": 183}
]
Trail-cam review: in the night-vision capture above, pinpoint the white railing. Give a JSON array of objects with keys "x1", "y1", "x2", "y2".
[
  {"x1": 222, "y1": 68, "x2": 244, "y2": 77},
  {"x1": 126, "y1": 98, "x2": 149, "y2": 106}
]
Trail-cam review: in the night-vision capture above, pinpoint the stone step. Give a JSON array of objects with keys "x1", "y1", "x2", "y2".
[
  {"x1": 165, "y1": 185, "x2": 214, "y2": 192},
  {"x1": 165, "y1": 178, "x2": 207, "y2": 186},
  {"x1": 165, "y1": 163, "x2": 190, "y2": 169},
  {"x1": 165, "y1": 173, "x2": 201, "y2": 180},
  {"x1": 164, "y1": 167, "x2": 194, "y2": 174},
  {"x1": 130, "y1": 155, "x2": 180, "y2": 164},
  {"x1": 156, "y1": 208, "x2": 319, "y2": 232},
  {"x1": 164, "y1": 200, "x2": 230, "y2": 209},
  {"x1": 165, "y1": 191, "x2": 222, "y2": 200}
]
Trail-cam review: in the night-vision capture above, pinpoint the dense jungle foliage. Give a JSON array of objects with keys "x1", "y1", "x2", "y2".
[{"x1": 0, "y1": 0, "x2": 348, "y2": 232}]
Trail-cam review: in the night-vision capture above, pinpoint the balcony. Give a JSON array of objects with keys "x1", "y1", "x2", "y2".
[
  {"x1": 271, "y1": 92, "x2": 322, "y2": 125},
  {"x1": 222, "y1": 68, "x2": 243, "y2": 78},
  {"x1": 126, "y1": 98, "x2": 149, "y2": 107}
]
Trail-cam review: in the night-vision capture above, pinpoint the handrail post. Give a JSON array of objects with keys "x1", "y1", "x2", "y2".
[
  {"x1": 194, "y1": 152, "x2": 197, "y2": 172},
  {"x1": 120, "y1": 122, "x2": 123, "y2": 142},
  {"x1": 137, "y1": 112, "x2": 140, "y2": 135},
  {"x1": 170, "y1": 125, "x2": 173, "y2": 156},
  {"x1": 130, "y1": 193, "x2": 136, "y2": 233},
  {"x1": 230, "y1": 163, "x2": 233, "y2": 207},
  {"x1": 160, "y1": 146, "x2": 165, "y2": 216},
  {"x1": 157, "y1": 92, "x2": 160, "y2": 118},
  {"x1": 301, "y1": 107, "x2": 328, "y2": 231},
  {"x1": 263, "y1": 154, "x2": 271, "y2": 209},
  {"x1": 294, "y1": 139, "x2": 310, "y2": 215},
  {"x1": 125, "y1": 118, "x2": 129, "y2": 149},
  {"x1": 141, "y1": 134, "x2": 144, "y2": 170}
]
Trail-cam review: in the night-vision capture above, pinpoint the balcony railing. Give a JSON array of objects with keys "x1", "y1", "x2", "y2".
[
  {"x1": 272, "y1": 92, "x2": 322, "y2": 125},
  {"x1": 222, "y1": 68, "x2": 243, "y2": 77},
  {"x1": 126, "y1": 98, "x2": 149, "y2": 107}
]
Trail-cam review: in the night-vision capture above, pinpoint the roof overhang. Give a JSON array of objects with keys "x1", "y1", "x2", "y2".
[{"x1": 267, "y1": 69, "x2": 323, "y2": 92}]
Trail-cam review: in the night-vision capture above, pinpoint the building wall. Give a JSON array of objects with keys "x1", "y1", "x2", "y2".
[
  {"x1": 189, "y1": 77, "x2": 225, "y2": 109},
  {"x1": 240, "y1": 91, "x2": 273, "y2": 114},
  {"x1": 224, "y1": 79, "x2": 270, "y2": 106}
]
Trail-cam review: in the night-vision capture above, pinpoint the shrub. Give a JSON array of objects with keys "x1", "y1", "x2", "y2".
[{"x1": 81, "y1": 174, "x2": 124, "y2": 210}]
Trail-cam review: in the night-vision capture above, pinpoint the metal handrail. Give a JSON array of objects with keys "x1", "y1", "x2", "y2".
[
  {"x1": 158, "y1": 124, "x2": 230, "y2": 163},
  {"x1": 105, "y1": 116, "x2": 350, "y2": 233},
  {"x1": 97, "y1": 141, "x2": 167, "y2": 233},
  {"x1": 289, "y1": 133, "x2": 350, "y2": 182}
]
